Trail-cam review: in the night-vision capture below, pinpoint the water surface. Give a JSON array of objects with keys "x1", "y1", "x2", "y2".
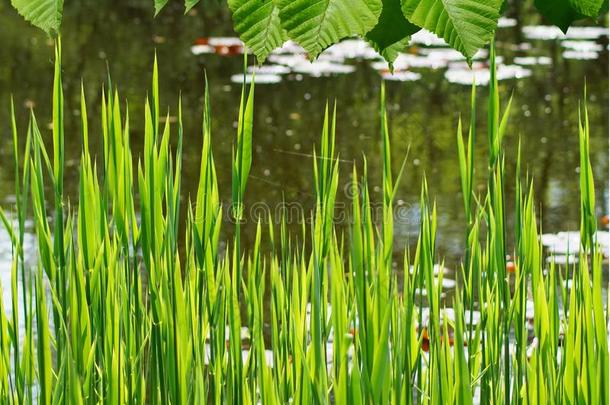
[{"x1": 0, "y1": 1, "x2": 608, "y2": 270}]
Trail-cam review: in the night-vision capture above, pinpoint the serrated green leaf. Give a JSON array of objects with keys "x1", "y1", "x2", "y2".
[
  {"x1": 11, "y1": 0, "x2": 63, "y2": 36},
  {"x1": 535, "y1": 0, "x2": 606, "y2": 32},
  {"x1": 401, "y1": 0, "x2": 502, "y2": 61},
  {"x1": 155, "y1": 0, "x2": 169, "y2": 16},
  {"x1": 185, "y1": 0, "x2": 201, "y2": 12},
  {"x1": 534, "y1": 0, "x2": 582, "y2": 32},
  {"x1": 570, "y1": 0, "x2": 606, "y2": 16},
  {"x1": 366, "y1": 0, "x2": 420, "y2": 63},
  {"x1": 228, "y1": 0, "x2": 286, "y2": 63},
  {"x1": 276, "y1": 0, "x2": 383, "y2": 59}
]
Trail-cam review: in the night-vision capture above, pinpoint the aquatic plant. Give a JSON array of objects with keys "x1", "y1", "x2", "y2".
[{"x1": 0, "y1": 42, "x2": 607, "y2": 404}]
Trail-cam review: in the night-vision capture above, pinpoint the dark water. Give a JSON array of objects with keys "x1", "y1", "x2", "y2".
[{"x1": 0, "y1": 0, "x2": 608, "y2": 268}]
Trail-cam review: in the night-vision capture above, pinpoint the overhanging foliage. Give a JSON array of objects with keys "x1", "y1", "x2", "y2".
[{"x1": 10, "y1": 0, "x2": 608, "y2": 64}]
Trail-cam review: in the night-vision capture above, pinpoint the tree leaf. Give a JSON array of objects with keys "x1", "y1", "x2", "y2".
[
  {"x1": 276, "y1": 0, "x2": 383, "y2": 59},
  {"x1": 377, "y1": 36, "x2": 411, "y2": 66},
  {"x1": 228, "y1": 0, "x2": 286, "y2": 63},
  {"x1": 569, "y1": 0, "x2": 606, "y2": 18},
  {"x1": 185, "y1": 0, "x2": 201, "y2": 12},
  {"x1": 366, "y1": 0, "x2": 420, "y2": 64},
  {"x1": 401, "y1": 0, "x2": 502, "y2": 61},
  {"x1": 534, "y1": 0, "x2": 605, "y2": 33},
  {"x1": 11, "y1": 0, "x2": 63, "y2": 37},
  {"x1": 534, "y1": 0, "x2": 582, "y2": 32},
  {"x1": 155, "y1": 0, "x2": 169, "y2": 16}
]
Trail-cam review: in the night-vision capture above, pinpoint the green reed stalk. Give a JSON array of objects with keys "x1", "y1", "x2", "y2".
[{"x1": 0, "y1": 40, "x2": 605, "y2": 405}]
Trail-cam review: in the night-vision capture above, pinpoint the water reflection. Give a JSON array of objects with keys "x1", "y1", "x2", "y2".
[{"x1": 0, "y1": 1, "x2": 608, "y2": 266}]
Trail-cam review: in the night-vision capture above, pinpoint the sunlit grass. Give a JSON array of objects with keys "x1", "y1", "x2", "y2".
[{"x1": 0, "y1": 41, "x2": 607, "y2": 404}]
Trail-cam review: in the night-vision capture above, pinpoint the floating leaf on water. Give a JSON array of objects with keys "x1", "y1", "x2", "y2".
[
  {"x1": 561, "y1": 40, "x2": 604, "y2": 52},
  {"x1": 454, "y1": 308, "x2": 482, "y2": 325},
  {"x1": 267, "y1": 54, "x2": 308, "y2": 67},
  {"x1": 513, "y1": 56, "x2": 552, "y2": 66},
  {"x1": 230, "y1": 73, "x2": 282, "y2": 84},
  {"x1": 506, "y1": 43, "x2": 534, "y2": 52},
  {"x1": 418, "y1": 48, "x2": 468, "y2": 61},
  {"x1": 448, "y1": 58, "x2": 504, "y2": 70},
  {"x1": 525, "y1": 300, "x2": 535, "y2": 321},
  {"x1": 546, "y1": 254, "x2": 579, "y2": 265},
  {"x1": 207, "y1": 37, "x2": 244, "y2": 47},
  {"x1": 445, "y1": 64, "x2": 532, "y2": 85},
  {"x1": 323, "y1": 39, "x2": 380, "y2": 60},
  {"x1": 315, "y1": 52, "x2": 348, "y2": 64},
  {"x1": 381, "y1": 53, "x2": 446, "y2": 69},
  {"x1": 540, "y1": 231, "x2": 581, "y2": 254},
  {"x1": 523, "y1": 25, "x2": 565, "y2": 40},
  {"x1": 441, "y1": 278, "x2": 457, "y2": 289},
  {"x1": 191, "y1": 44, "x2": 215, "y2": 55},
  {"x1": 412, "y1": 278, "x2": 456, "y2": 292},
  {"x1": 419, "y1": 307, "x2": 482, "y2": 326},
  {"x1": 414, "y1": 288, "x2": 447, "y2": 298},
  {"x1": 562, "y1": 50, "x2": 599, "y2": 60},
  {"x1": 380, "y1": 70, "x2": 421, "y2": 81},
  {"x1": 291, "y1": 60, "x2": 356, "y2": 77},
  {"x1": 564, "y1": 26, "x2": 609, "y2": 39},
  {"x1": 216, "y1": 45, "x2": 244, "y2": 56},
  {"x1": 373, "y1": 47, "x2": 489, "y2": 71},
  {"x1": 498, "y1": 17, "x2": 517, "y2": 28},
  {"x1": 524, "y1": 25, "x2": 609, "y2": 41},
  {"x1": 370, "y1": 60, "x2": 393, "y2": 70},
  {"x1": 409, "y1": 263, "x2": 449, "y2": 275},
  {"x1": 189, "y1": 37, "x2": 244, "y2": 56},
  {"x1": 540, "y1": 230, "x2": 609, "y2": 255},
  {"x1": 271, "y1": 40, "x2": 306, "y2": 55},
  {"x1": 247, "y1": 64, "x2": 291, "y2": 75}
]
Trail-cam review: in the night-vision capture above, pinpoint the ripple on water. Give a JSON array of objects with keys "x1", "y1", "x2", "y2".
[{"x1": 445, "y1": 64, "x2": 532, "y2": 86}]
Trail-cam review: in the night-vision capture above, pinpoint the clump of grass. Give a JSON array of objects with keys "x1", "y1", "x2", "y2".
[{"x1": 0, "y1": 41, "x2": 607, "y2": 405}]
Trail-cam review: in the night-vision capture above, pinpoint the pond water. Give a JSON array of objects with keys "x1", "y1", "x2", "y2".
[{"x1": 0, "y1": 1, "x2": 608, "y2": 282}]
